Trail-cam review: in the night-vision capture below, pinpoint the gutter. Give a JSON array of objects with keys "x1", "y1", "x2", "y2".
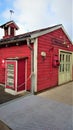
[
  {"x1": 27, "y1": 38, "x2": 34, "y2": 94},
  {"x1": 0, "y1": 34, "x2": 31, "y2": 45}
]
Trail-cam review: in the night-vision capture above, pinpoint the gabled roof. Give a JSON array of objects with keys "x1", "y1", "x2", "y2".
[
  {"x1": 0, "y1": 20, "x2": 19, "y2": 30},
  {"x1": 30, "y1": 24, "x2": 72, "y2": 43},
  {"x1": 0, "y1": 24, "x2": 72, "y2": 45}
]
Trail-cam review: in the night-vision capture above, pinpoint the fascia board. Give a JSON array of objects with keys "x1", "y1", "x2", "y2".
[
  {"x1": 31, "y1": 25, "x2": 62, "y2": 39},
  {"x1": 61, "y1": 26, "x2": 72, "y2": 44},
  {"x1": 31, "y1": 25, "x2": 72, "y2": 44}
]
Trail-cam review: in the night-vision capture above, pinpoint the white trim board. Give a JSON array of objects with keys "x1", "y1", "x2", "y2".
[
  {"x1": 34, "y1": 38, "x2": 38, "y2": 92},
  {"x1": 31, "y1": 25, "x2": 72, "y2": 44}
]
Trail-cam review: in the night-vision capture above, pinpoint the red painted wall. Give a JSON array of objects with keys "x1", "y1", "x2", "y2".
[
  {"x1": 37, "y1": 28, "x2": 73, "y2": 91},
  {"x1": 0, "y1": 44, "x2": 31, "y2": 91},
  {"x1": 0, "y1": 28, "x2": 73, "y2": 93}
]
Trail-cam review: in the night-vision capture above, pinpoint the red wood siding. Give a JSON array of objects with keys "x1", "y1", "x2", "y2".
[
  {"x1": 37, "y1": 28, "x2": 73, "y2": 91},
  {"x1": 0, "y1": 44, "x2": 31, "y2": 91}
]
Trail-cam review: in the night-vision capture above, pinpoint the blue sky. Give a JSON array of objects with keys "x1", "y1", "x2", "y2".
[{"x1": 0, "y1": 0, "x2": 73, "y2": 41}]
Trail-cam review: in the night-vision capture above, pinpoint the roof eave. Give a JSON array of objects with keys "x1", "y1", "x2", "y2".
[
  {"x1": 0, "y1": 35, "x2": 31, "y2": 45},
  {"x1": 31, "y1": 25, "x2": 72, "y2": 44},
  {"x1": 0, "y1": 20, "x2": 19, "y2": 30}
]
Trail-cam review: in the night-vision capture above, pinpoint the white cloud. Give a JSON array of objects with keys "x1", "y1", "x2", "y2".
[
  {"x1": 0, "y1": 29, "x2": 4, "y2": 39},
  {"x1": 0, "y1": 0, "x2": 73, "y2": 41},
  {"x1": 51, "y1": 0, "x2": 72, "y2": 40},
  {"x1": 51, "y1": 0, "x2": 72, "y2": 21},
  {"x1": 2, "y1": 9, "x2": 11, "y2": 20},
  {"x1": 13, "y1": 0, "x2": 51, "y2": 29},
  {"x1": 14, "y1": 0, "x2": 73, "y2": 41}
]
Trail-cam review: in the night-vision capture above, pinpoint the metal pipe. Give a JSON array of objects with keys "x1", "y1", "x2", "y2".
[
  {"x1": 27, "y1": 38, "x2": 34, "y2": 94},
  {"x1": 27, "y1": 39, "x2": 33, "y2": 50}
]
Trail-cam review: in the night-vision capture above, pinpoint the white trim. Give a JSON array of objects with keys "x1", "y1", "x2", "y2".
[
  {"x1": 31, "y1": 25, "x2": 62, "y2": 38},
  {"x1": 25, "y1": 59, "x2": 27, "y2": 90},
  {"x1": 72, "y1": 52, "x2": 73, "y2": 65},
  {"x1": 6, "y1": 21, "x2": 19, "y2": 30},
  {"x1": 16, "y1": 61, "x2": 18, "y2": 92},
  {"x1": 5, "y1": 88, "x2": 25, "y2": 95},
  {"x1": 5, "y1": 60, "x2": 17, "y2": 92},
  {"x1": 6, "y1": 60, "x2": 17, "y2": 62},
  {"x1": 59, "y1": 49, "x2": 72, "y2": 54},
  {"x1": 8, "y1": 27, "x2": 10, "y2": 35},
  {"x1": 31, "y1": 25, "x2": 72, "y2": 44},
  {"x1": 34, "y1": 38, "x2": 38, "y2": 92},
  {"x1": 58, "y1": 49, "x2": 73, "y2": 85},
  {"x1": 61, "y1": 26, "x2": 72, "y2": 43},
  {"x1": 31, "y1": 26, "x2": 61, "y2": 39},
  {"x1": 5, "y1": 62, "x2": 7, "y2": 89}
]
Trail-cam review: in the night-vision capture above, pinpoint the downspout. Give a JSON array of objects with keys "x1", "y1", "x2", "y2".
[{"x1": 27, "y1": 38, "x2": 34, "y2": 94}]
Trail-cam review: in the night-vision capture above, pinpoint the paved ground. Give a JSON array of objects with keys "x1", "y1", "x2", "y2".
[
  {"x1": 38, "y1": 81, "x2": 73, "y2": 106},
  {"x1": 0, "y1": 85, "x2": 30, "y2": 104},
  {"x1": 0, "y1": 82, "x2": 73, "y2": 130}
]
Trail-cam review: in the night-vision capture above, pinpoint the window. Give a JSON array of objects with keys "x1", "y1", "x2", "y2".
[
  {"x1": 7, "y1": 64, "x2": 14, "y2": 87},
  {"x1": 63, "y1": 54, "x2": 64, "y2": 61},
  {"x1": 60, "y1": 54, "x2": 65, "y2": 72},
  {"x1": 10, "y1": 27, "x2": 14, "y2": 36},
  {"x1": 5, "y1": 27, "x2": 8, "y2": 36},
  {"x1": 60, "y1": 54, "x2": 61, "y2": 62},
  {"x1": 59, "y1": 53, "x2": 71, "y2": 73}
]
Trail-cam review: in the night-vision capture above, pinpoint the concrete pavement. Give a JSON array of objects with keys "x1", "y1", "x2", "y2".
[
  {"x1": 0, "y1": 96, "x2": 73, "y2": 130},
  {"x1": 38, "y1": 81, "x2": 73, "y2": 106},
  {"x1": 0, "y1": 82, "x2": 73, "y2": 130}
]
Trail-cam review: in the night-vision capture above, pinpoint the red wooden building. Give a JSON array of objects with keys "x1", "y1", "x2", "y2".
[{"x1": 0, "y1": 21, "x2": 73, "y2": 94}]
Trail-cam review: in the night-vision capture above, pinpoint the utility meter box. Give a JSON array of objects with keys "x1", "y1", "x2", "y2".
[{"x1": 5, "y1": 57, "x2": 27, "y2": 95}]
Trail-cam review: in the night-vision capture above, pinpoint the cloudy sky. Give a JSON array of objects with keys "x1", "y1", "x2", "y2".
[{"x1": 0, "y1": 0, "x2": 73, "y2": 41}]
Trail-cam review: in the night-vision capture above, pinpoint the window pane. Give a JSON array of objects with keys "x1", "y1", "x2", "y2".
[
  {"x1": 63, "y1": 54, "x2": 64, "y2": 61},
  {"x1": 68, "y1": 55, "x2": 70, "y2": 62},
  {"x1": 60, "y1": 64, "x2": 61, "y2": 72},
  {"x1": 66, "y1": 55, "x2": 68, "y2": 62},
  {"x1": 10, "y1": 27, "x2": 14, "y2": 36},
  {"x1": 66, "y1": 64, "x2": 70, "y2": 72},
  {"x1": 60, "y1": 54, "x2": 61, "y2": 62},
  {"x1": 62, "y1": 64, "x2": 64, "y2": 72},
  {"x1": 68, "y1": 64, "x2": 70, "y2": 71},
  {"x1": 66, "y1": 64, "x2": 67, "y2": 71}
]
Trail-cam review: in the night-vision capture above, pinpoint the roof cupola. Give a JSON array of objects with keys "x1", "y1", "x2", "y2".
[{"x1": 0, "y1": 20, "x2": 19, "y2": 39}]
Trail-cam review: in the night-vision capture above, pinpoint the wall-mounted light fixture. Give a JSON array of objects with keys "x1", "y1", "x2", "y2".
[
  {"x1": 2, "y1": 59, "x2": 5, "y2": 64},
  {"x1": 2, "y1": 59, "x2": 5, "y2": 68},
  {"x1": 41, "y1": 51, "x2": 46, "y2": 57}
]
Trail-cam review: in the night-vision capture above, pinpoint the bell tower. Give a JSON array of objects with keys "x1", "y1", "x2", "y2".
[{"x1": 0, "y1": 21, "x2": 19, "y2": 39}]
